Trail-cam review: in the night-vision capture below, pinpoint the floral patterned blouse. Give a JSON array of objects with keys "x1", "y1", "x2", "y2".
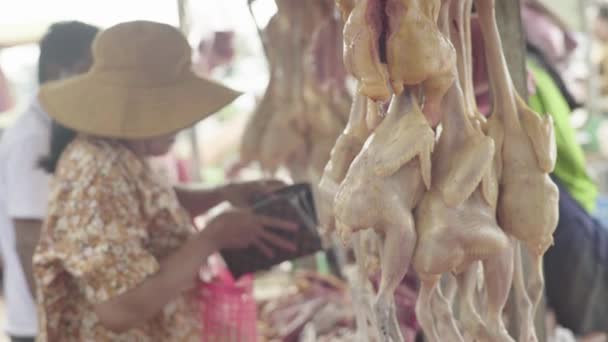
[{"x1": 33, "y1": 136, "x2": 201, "y2": 341}]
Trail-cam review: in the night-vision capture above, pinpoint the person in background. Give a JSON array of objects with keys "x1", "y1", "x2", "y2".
[
  {"x1": 593, "y1": 4, "x2": 608, "y2": 96},
  {"x1": 472, "y1": 2, "x2": 608, "y2": 336},
  {"x1": 521, "y1": 0, "x2": 598, "y2": 214},
  {"x1": 33, "y1": 21, "x2": 296, "y2": 341},
  {"x1": 0, "y1": 21, "x2": 99, "y2": 342},
  {"x1": 193, "y1": 30, "x2": 236, "y2": 78}
]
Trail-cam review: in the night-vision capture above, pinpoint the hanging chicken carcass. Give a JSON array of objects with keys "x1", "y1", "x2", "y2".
[
  {"x1": 238, "y1": 0, "x2": 352, "y2": 184},
  {"x1": 476, "y1": 0, "x2": 559, "y2": 341}
]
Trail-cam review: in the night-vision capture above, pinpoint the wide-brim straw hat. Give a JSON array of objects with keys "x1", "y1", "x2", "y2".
[{"x1": 39, "y1": 20, "x2": 242, "y2": 139}]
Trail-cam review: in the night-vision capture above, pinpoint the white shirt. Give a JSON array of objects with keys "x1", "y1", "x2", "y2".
[{"x1": 0, "y1": 98, "x2": 50, "y2": 337}]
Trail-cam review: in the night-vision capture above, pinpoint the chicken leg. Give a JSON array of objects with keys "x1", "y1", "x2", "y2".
[
  {"x1": 512, "y1": 241, "x2": 538, "y2": 342},
  {"x1": 334, "y1": 90, "x2": 434, "y2": 341},
  {"x1": 453, "y1": 261, "x2": 494, "y2": 341},
  {"x1": 351, "y1": 231, "x2": 382, "y2": 342}
]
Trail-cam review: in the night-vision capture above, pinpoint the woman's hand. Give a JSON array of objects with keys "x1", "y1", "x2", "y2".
[
  {"x1": 222, "y1": 179, "x2": 286, "y2": 207},
  {"x1": 204, "y1": 207, "x2": 298, "y2": 257}
]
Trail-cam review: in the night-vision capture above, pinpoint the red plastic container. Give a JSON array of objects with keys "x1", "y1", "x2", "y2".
[{"x1": 199, "y1": 269, "x2": 257, "y2": 342}]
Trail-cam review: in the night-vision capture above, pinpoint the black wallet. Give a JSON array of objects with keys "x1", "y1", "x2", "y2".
[{"x1": 220, "y1": 183, "x2": 322, "y2": 279}]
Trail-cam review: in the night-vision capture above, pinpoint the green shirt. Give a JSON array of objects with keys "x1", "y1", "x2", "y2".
[{"x1": 527, "y1": 58, "x2": 598, "y2": 213}]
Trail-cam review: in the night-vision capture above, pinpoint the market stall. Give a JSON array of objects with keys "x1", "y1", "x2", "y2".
[{"x1": 1, "y1": 0, "x2": 608, "y2": 341}]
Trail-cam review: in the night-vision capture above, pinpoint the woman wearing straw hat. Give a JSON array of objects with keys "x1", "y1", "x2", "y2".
[{"x1": 32, "y1": 21, "x2": 297, "y2": 341}]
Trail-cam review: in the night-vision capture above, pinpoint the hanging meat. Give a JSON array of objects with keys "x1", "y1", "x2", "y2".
[
  {"x1": 317, "y1": 94, "x2": 369, "y2": 237},
  {"x1": 412, "y1": 57, "x2": 509, "y2": 342},
  {"x1": 333, "y1": 90, "x2": 434, "y2": 341},
  {"x1": 445, "y1": 2, "x2": 513, "y2": 341},
  {"x1": 462, "y1": 5, "x2": 515, "y2": 342},
  {"x1": 238, "y1": 0, "x2": 351, "y2": 182},
  {"x1": 476, "y1": 0, "x2": 559, "y2": 341},
  {"x1": 237, "y1": 0, "x2": 562, "y2": 340},
  {"x1": 238, "y1": 14, "x2": 283, "y2": 167},
  {"x1": 385, "y1": 0, "x2": 456, "y2": 127},
  {"x1": 342, "y1": 0, "x2": 391, "y2": 103}
]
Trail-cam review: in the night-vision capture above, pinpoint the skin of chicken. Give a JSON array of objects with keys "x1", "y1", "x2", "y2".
[
  {"x1": 259, "y1": 111, "x2": 307, "y2": 173},
  {"x1": 481, "y1": 241, "x2": 516, "y2": 342},
  {"x1": 343, "y1": 0, "x2": 391, "y2": 102},
  {"x1": 318, "y1": 94, "x2": 369, "y2": 237},
  {"x1": 366, "y1": 98, "x2": 385, "y2": 130},
  {"x1": 385, "y1": 0, "x2": 456, "y2": 127},
  {"x1": 475, "y1": 1, "x2": 559, "y2": 341},
  {"x1": 450, "y1": 0, "x2": 487, "y2": 129},
  {"x1": 453, "y1": 262, "x2": 492, "y2": 341},
  {"x1": 302, "y1": 62, "x2": 349, "y2": 182},
  {"x1": 336, "y1": 0, "x2": 356, "y2": 22},
  {"x1": 334, "y1": 91, "x2": 434, "y2": 341},
  {"x1": 239, "y1": 13, "x2": 283, "y2": 166},
  {"x1": 249, "y1": 1, "x2": 349, "y2": 180},
  {"x1": 240, "y1": 77, "x2": 277, "y2": 164},
  {"x1": 309, "y1": 15, "x2": 352, "y2": 124},
  {"x1": 351, "y1": 231, "x2": 383, "y2": 341},
  {"x1": 475, "y1": 0, "x2": 558, "y2": 252},
  {"x1": 413, "y1": 75, "x2": 510, "y2": 342},
  {"x1": 447, "y1": 2, "x2": 513, "y2": 340}
]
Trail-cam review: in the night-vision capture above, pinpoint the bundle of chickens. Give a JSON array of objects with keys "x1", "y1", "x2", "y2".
[
  {"x1": 238, "y1": 0, "x2": 352, "y2": 183},
  {"x1": 318, "y1": 0, "x2": 559, "y2": 341}
]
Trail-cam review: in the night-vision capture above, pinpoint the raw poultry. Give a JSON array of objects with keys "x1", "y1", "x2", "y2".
[
  {"x1": 476, "y1": 0, "x2": 559, "y2": 341},
  {"x1": 333, "y1": 90, "x2": 435, "y2": 341},
  {"x1": 238, "y1": 0, "x2": 560, "y2": 340},
  {"x1": 386, "y1": 0, "x2": 456, "y2": 127},
  {"x1": 342, "y1": 0, "x2": 391, "y2": 103},
  {"x1": 238, "y1": 13, "x2": 283, "y2": 167},
  {"x1": 315, "y1": 93, "x2": 376, "y2": 341},
  {"x1": 445, "y1": 2, "x2": 514, "y2": 341},
  {"x1": 317, "y1": 93, "x2": 369, "y2": 237},
  {"x1": 412, "y1": 47, "x2": 509, "y2": 342},
  {"x1": 239, "y1": 0, "x2": 351, "y2": 183}
]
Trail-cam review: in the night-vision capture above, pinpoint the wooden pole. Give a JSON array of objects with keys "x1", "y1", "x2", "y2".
[{"x1": 494, "y1": 1, "x2": 547, "y2": 340}]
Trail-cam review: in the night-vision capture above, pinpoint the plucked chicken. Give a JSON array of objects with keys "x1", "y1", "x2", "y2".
[
  {"x1": 239, "y1": 13, "x2": 284, "y2": 166},
  {"x1": 342, "y1": 0, "x2": 391, "y2": 103},
  {"x1": 334, "y1": 90, "x2": 434, "y2": 341},
  {"x1": 318, "y1": 94, "x2": 370, "y2": 236},
  {"x1": 476, "y1": 0, "x2": 559, "y2": 341},
  {"x1": 445, "y1": 2, "x2": 513, "y2": 341},
  {"x1": 239, "y1": 0, "x2": 350, "y2": 181},
  {"x1": 309, "y1": 15, "x2": 352, "y2": 121},
  {"x1": 385, "y1": 0, "x2": 456, "y2": 127},
  {"x1": 412, "y1": 58, "x2": 510, "y2": 342}
]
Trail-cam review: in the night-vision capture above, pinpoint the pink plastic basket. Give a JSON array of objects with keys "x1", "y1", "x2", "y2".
[{"x1": 199, "y1": 270, "x2": 257, "y2": 342}]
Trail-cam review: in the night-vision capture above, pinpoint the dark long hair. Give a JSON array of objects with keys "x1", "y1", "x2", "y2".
[
  {"x1": 38, "y1": 21, "x2": 99, "y2": 84},
  {"x1": 36, "y1": 21, "x2": 98, "y2": 174},
  {"x1": 38, "y1": 121, "x2": 77, "y2": 174}
]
